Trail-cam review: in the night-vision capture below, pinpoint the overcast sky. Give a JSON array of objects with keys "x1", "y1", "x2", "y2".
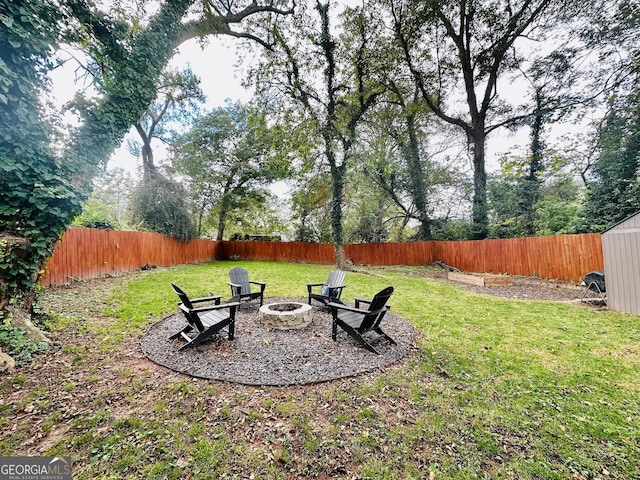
[
  {"x1": 48, "y1": 36, "x2": 254, "y2": 177},
  {"x1": 48, "y1": 31, "x2": 535, "y2": 183}
]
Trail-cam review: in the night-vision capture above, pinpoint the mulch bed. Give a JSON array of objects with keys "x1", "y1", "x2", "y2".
[{"x1": 140, "y1": 297, "x2": 418, "y2": 386}]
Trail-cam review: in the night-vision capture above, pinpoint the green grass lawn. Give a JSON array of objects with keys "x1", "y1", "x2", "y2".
[{"x1": 2, "y1": 260, "x2": 639, "y2": 479}]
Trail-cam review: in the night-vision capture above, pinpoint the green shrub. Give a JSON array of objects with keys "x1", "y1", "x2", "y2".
[
  {"x1": 128, "y1": 175, "x2": 196, "y2": 242},
  {"x1": 0, "y1": 322, "x2": 48, "y2": 366}
]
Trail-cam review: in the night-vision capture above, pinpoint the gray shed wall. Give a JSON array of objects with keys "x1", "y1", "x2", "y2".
[{"x1": 602, "y1": 212, "x2": 640, "y2": 316}]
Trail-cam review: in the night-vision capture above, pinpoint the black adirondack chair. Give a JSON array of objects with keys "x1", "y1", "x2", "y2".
[
  {"x1": 228, "y1": 267, "x2": 266, "y2": 307},
  {"x1": 328, "y1": 286, "x2": 395, "y2": 354},
  {"x1": 170, "y1": 283, "x2": 240, "y2": 351},
  {"x1": 307, "y1": 269, "x2": 346, "y2": 307}
]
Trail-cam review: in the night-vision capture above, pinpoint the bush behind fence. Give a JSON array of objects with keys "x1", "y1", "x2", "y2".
[{"x1": 41, "y1": 228, "x2": 603, "y2": 287}]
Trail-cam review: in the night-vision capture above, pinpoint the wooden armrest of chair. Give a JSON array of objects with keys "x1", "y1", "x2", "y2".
[
  {"x1": 222, "y1": 301, "x2": 241, "y2": 310},
  {"x1": 354, "y1": 297, "x2": 372, "y2": 308},
  {"x1": 182, "y1": 301, "x2": 241, "y2": 314},
  {"x1": 190, "y1": 295, "x2": 222, "y2": 305},
  {"x1": 249, "y1": 281, "x2": 266, "y2": 291},
  {"x1": 327, "y1": 302, "x2": 370, "y2": 315}
]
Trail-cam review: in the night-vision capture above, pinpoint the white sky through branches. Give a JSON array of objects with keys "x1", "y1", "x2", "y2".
[
  {"x1": 47, "y1": 26, "x2": 566, "y2": 185},
  {"x1": 48, "y1": 38, "x2": 253, "y2": 178}
]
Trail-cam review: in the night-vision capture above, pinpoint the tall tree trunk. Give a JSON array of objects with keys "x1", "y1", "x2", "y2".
[
  {"x1": 471, "y1": 128, "x2": 489, "y2": 239},
  {"x1": 519, "y1": 88, "x2": 545, "y2": 236},
  {"x1": 330, "y1": 164, "x2": 347, "y2": 269},
  {"x1": 216, "y1": 195, "x2": 229, "y2": 241},
  {"x1": 141, "y1": 143, "x2": 157, "y2": 180},
  {"x1": 216, "y1": 213, "x2": 225, "y2": 241},
  {"x1": 197, "y1": 200, "x2": 205, "y2": 237},
  {"x1": 404, "y1": 112, "x2": 432, "y2": 240},
  {"x1": 135, "y1": 124, "x2": 158, "y2": 179}
]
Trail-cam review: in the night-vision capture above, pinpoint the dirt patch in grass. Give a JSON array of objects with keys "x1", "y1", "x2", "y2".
[{"x1": 358, "y1": 264, "x2": 603, "y2": 305}]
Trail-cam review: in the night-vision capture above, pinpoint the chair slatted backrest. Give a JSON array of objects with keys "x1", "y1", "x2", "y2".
[
  {"x1": 326, "y1": 269, "x2": 346, "y2": 298},
  {"x1": 229, "y1": 267, "x2": 251, "y2": 294},
  {"x1": 171, "y1": 283, "x2": 204, "y2": 331},
  {"x1": 171, "y1": 283, "x2": 193, "y2": 309},
  {"x1": 327, "y1": 270, "x2": 345, "y2": 288},
  {"x1": 361, "y1": 286, "x2": 394, "y2": 331}
]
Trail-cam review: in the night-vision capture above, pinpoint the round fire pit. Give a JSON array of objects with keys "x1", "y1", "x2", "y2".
[{"x1": 258, "y1": 302, "x2": 313, "y2": 330}]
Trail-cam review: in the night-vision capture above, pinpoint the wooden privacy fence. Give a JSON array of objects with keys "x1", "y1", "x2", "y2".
[
  {"x1": 216, "y1": 240, "x2": 335, "y2": 265},
  {"x1": 41, "y1": 228, "x2": 603, "y2": 286},
  {"x1": 41, "y1": 228, "x2": 218, "y2": 287},
  {"x1": 220, "y1": 234, "x2": 603, "y2": 282}
]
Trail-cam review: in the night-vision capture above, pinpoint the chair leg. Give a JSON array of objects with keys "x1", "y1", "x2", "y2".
[
  {"x1": 169, "y1": 324, "x2": 193, "y2": 340},
  {"x1": 178, "y1": 329, "x2": 217, "y2": 351},
  {"x1": 228, "y1": 320, "x2": 235, "y2": 340},
  {"x1": 374, "y1": 327, "x2": 397, "y2": 346},
  {"x1": 176, "y1": 320, "x2": 233, "y2": 351},
  {"x1": 335, "y1": 321, "x2": 380, "y2": 354},
  {"x1": 178, "y1": 335, "x2": 199, "y2": 351}
]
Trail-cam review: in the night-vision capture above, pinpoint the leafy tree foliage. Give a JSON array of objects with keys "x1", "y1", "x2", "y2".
[
  {"x1": 343, "y1": 167, "x2": 395, "y2": 244},
  {"x1": 386, "y1": 0, "x2": 575, "y2": 239},
  {"x1": 489, "y1": 162, "x2": 585, "y2": 238},
  {"x1": 121, "y1": 68, "x2": 205, "y2": 239},
  {"x1": 251, "y1": 1, "x2": 384, "y2": 268},
  {"x1": 290, "y1": 172, "x2": 333, "y2": 243},
  {"x1": 431, "y1": 218, "x2": 475, "y2": 241},
  {"x1": 577, "y1": 0, "x2": 640, "y2": 230},
  {"x1": 170, "y1": 102, "x2": 288, "y2": 240},
  {"x1": 534, "y1": 177, "x2": 583, "y2": 235},
  {"x1": 127, "y1": 175, "x2": 196, "y2": 241},
  {"x1": 0, "y1": 1, "x2": 81, "y2": 312},
  {"x1": 357, "y1": 98, "x2": 470, "y2": 241},
  {"x1": 584, "y1": 88, "x2": 640, "y2": 230},
  {"x1": 130, "y1": 68, "x2": 205, "y2": 177},
  {"x1": 72, "y1": 168, "x2": 134, "y2": 230},
  {"x1": 222, "y1": 193, "x2": 289, "y2": 241},
  {"x1": 358, "y1": 96, "x2": 434, "y2": 240}
]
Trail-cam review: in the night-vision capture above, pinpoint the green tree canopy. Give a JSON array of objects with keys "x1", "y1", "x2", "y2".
[
  {"x1": 250, "y1": 0, "x2": 385, "y2": 268},
  {"x1": 584, "y1": 87, "x2": 640, "y2": 230},
  {"x1": 386, "y1": 0, "x2": 586, "y2": 239},
  {"x1": 170, "y1": 102, "x2": 289, "y2": 240},
  {"x1": 1, "y1": 1, "x2": 82, "y2": 308},
  {"x1": 128, "y1": 175, "x2": 197, "y2": 241}
]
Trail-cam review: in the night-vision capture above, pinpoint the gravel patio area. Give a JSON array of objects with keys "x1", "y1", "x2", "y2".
[{"x1": 140, "y1": 297, "x2": 418, "y2": 386}]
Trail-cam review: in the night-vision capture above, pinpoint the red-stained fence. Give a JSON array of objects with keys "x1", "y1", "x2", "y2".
[
  {"x1": 41, "y1": 228, "x2": 603, "y2": 286},
  {"x1": 41, "y1": 228, "x2": 218, "y2": 287}
]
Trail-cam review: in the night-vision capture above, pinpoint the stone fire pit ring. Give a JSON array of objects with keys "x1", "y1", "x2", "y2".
[{"x1": 259, "y1": 301, "x2": 313, "y2": 330}]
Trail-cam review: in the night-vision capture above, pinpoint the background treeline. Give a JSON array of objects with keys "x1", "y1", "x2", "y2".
[{"x1": 72, "y1": 0, "x2": 640, "y2": 247}]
